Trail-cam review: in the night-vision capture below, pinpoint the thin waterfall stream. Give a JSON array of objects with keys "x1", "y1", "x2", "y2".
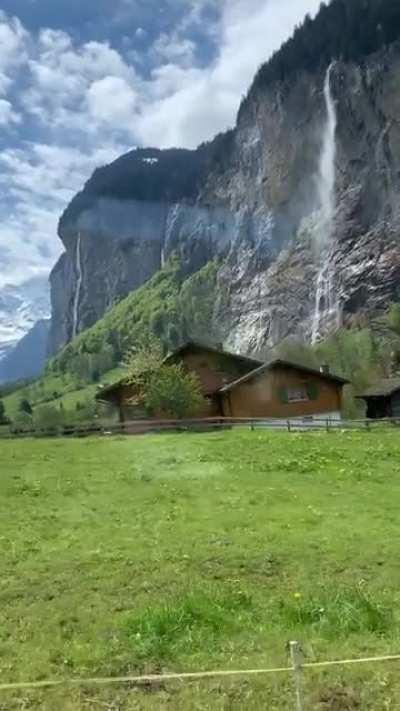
[
  {"x1": 72, "y1": 232, "x2": 83, "y2": 339},
  {"x1": 311, "y1": 62, "x2": 339, "y2": 344}
]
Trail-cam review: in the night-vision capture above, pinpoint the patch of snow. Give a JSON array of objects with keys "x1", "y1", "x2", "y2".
[{"x1": 0, "y1": 275, "x2": 50, "y2": 363}]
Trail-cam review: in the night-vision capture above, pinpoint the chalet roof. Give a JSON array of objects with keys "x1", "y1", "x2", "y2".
[
  {"x1": 164, "y1": 340, "x2": 262, "y2": 368},
  {"x1": 96, "y1": 340, "x2": 262, "y2": 400},
  {"x1": 218, "y1": 358, "x2": 349, "y2": 394},
  {"x1": 356, "y1": 378, "x2": 400, "y2": 399}
]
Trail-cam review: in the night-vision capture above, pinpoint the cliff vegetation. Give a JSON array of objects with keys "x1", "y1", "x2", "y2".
[{"x1": 246, "y1": 0, "x2": 400, "y2": 102}]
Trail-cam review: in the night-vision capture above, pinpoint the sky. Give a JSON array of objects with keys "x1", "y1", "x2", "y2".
[{"x1": 0, "y1": 0, "x2": 322, "y2": 289}]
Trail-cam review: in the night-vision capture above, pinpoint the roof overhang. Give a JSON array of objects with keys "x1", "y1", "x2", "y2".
[{"x1": 219, "y1": 359, "x2": 349, "y2": 394}]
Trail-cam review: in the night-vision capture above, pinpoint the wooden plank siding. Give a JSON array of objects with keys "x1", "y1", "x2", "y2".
[
  {"x1": 391, "y1": 391, "x2": 400, "y2": 418},
  {"x1": 221, "y1": 364, "x2": 343, "y2": 419},
  {"x1": 174, "y1": 348, "x2": 256, "y2": 396}
]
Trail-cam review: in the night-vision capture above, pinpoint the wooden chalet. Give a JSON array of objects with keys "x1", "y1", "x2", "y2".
[
  {"x1": 357, "y1": 378, "x2": 400, "y2": 419},
  {"x1": 219, "y1": 359, "x2": 348, "y2": 420},
  {"x1": 96, "y1": 341, "x2": 348, "y2": 422},
  {"x1": 96, "y1": 342, "x2": 262, "y2": 422}
]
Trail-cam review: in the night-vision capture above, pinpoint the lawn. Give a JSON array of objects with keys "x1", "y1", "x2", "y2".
[{"x1": 1, "y1": 429, "x2": 400, "y2": 709}]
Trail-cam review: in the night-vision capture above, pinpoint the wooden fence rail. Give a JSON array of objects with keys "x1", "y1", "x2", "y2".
[{"x1": 1, "y1": 415, "x2": 399, "y2": 440}]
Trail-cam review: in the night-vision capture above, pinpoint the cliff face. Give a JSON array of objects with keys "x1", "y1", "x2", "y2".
[{"x1": 49, "y1": 41, "x2": 400, "y2": 356}]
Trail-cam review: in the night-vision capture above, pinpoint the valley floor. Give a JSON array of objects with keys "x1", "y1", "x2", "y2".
[{"x1": 1, "y1": 430, "x2": 400, "y2": 709}]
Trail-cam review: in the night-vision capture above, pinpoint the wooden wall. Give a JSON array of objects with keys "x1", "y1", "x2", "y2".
[
  {"x1": 221, "y1": 365, "x2": 343, "y2": 418},
  {"x1": 172, "y1": 348, "x2": 253, "y2": 395}
]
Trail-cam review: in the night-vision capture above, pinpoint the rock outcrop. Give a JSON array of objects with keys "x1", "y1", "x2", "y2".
[{"x1": 49, "y1": 41, "x2": 400, "y2": 357}]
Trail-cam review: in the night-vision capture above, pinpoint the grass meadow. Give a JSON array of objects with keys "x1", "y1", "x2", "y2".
[{"x1": 1, "y1": 429, "x2": 400, "y2": 709}]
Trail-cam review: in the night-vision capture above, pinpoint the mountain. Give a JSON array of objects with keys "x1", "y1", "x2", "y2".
[
  {"x1": 0, "y1": 276, "x2": 50, "y2": 364},
  {"x1": 49, "y1": 0, "x2": 400, "y2": 359},
  {"x1": 0, "y1": 319, "x2": 50, "y2": 383}
]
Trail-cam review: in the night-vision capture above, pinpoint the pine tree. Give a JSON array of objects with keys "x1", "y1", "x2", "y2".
[
  {"x1": 19, "y1": 398, "x2": 33, "y2": 415},
  {"x1": 0, "y1": 399, "x2": 7, "y2": 424}
]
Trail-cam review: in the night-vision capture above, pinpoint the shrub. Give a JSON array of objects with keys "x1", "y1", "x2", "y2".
[
  {"x1": 19, "y1": 398, "x2": 33, "y2": 415},
  {"x1": 145, "y1": 365, "x2": 203, "y2": 419},
  {"x1": 0, "y1": 399, "x2": 8, "y2": 425},
  {"x1": 34, "y1": 405, "x2": 65, "y2": 431},
  {"x1": 12, "y1": 411, "x2": 33, "y2": 429}
]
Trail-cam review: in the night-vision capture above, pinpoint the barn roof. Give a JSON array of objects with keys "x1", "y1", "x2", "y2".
[
  {"x1": 96, "y1": 341, "x2": 262, "y2": 400},
  {"x1": 164, "y1": 340, "x2": 262, "y2": 368},
  {"x1": 218, "y1": 359, "x2": 349, "y2": 393},
  {"x1": 356, "y1": 378, "x2": 400, "y2": 399}
]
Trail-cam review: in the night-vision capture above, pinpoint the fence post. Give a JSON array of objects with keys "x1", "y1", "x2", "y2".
[
  {"x1": 287, "y1": 420, "x2": 291, "y2": 433},
  {"x1": 326, "y1": 418, "x2": 330, "y2": 433},
  {"x1": 290, "y1": 641, "x2": 304, "y2": 711}
]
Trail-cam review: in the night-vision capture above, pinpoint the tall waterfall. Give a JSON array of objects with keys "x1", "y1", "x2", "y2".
[
  {"x1": 72, "y1": 232, "x2": 83, "y2": 339},
  {"x1": 311, "y1": 63, "x2": 338, "y2": 344},
  {"x1": 317, "y1": 62, "x2": 337, "y2": 236}
]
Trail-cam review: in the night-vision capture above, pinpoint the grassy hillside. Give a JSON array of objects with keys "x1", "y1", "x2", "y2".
[
  {"x1": 0, "y1": 259, "x2": 219, "y2": 426},
  {"x1": 51, "y1": 257, "x2": 219, "y2": 379},
  {"x1": 1, "y1": 367, "x2": 124, "y2": 421},
  {"x1": 1, "y1": 429, "x2": 400, "y2": 709}
]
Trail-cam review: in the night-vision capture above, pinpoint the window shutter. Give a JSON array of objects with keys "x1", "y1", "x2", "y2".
[
  {"x1": 278, "y1": 387, "x2": 289, "y2": 404},
  {"x1": 306, "y1": 382, "x2": 319, "y2": 401}
]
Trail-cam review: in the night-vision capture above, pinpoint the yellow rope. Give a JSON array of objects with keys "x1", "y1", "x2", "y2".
[
  {"x1": 1, "y1": 653, "x2": 400, "y2": 692},
  {"x1": 302, "y1": 653, "x2": 400, "y2": 670}
]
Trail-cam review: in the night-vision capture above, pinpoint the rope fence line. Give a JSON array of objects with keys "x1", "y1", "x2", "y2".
[{"x1": 1, "y1": 650, "x2": 400, "y2": 693}]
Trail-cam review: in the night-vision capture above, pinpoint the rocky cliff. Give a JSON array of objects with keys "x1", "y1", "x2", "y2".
[{"x1": 49, "y1": 40, "x2": 400, "y2": 357}]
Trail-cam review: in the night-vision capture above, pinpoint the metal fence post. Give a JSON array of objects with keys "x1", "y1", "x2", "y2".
[{"x1": 290, "y1": 641, "x2": 304, "y2": 711}]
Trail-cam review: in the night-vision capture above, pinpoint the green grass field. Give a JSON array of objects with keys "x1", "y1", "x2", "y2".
[{"x1": 1, "y1": 429, "x2": 400, "y2": 709}]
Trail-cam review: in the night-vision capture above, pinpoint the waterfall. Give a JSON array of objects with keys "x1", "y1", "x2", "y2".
[
  {"x1": 311, "y1": 253, "x2": 337, "y2": 344},
  {"x1": 311, "y1": 63, "x2": 338, "y2": 344},
  {"x1": 72, "y1": 232, "x2": 83, "y2": 339},
  {"x1": 317, "y1": 62, "x2": 337, "y2": 238}
]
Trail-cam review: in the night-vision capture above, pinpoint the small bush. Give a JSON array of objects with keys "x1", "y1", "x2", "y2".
[{"x1": 34, "y1": 405, "x2": 65, "y2": 432}]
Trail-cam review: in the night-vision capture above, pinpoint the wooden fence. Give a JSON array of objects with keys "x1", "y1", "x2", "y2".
[{"x1": 1, "y1": 415, "x2": 399, "y2": 440}]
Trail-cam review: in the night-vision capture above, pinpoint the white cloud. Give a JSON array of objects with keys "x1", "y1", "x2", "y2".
[
  {"x1": 0, "y1": 98, "x2": 20, "y2": 126},
  {"x1": 134, "y1": 0, "x2": 322, "y2": 148},
  {"x1": 0, "y1": 1, "x2": 321, "y2": 293},
  {"x1": 0, "y1": 141, "x2": 128, "y2": 287},
  {"x1": 87, "y1": 76, "x2": 137, "y2": 127},
  {"x1": 0, "y1": 11, "x2": 29, "y2": 72}
]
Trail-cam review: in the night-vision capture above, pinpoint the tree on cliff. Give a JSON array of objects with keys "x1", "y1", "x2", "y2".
[
  {"x1": 124, "y1": 337, "x2": 203, "y2": 419},
  {"x1": 0, "y1": 399, "x2": 8, "y2": 425},
  {"x1": 19, "y1": 398, "x2": 33, "y2": 416},
  {"x1": 248, "y1": 0, "x2": 400, "y2": 99}
]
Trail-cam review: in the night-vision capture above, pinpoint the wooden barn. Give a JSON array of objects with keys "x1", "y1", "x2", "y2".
[
  {"x1": 96, "y1": 341, "x2": 348, "y2": 422},
  {"x1": 96, "y1": 342, "x2": 262, "y2": 422},
  {"x1": 357, "y1": 379, "x2": 400, "y2": 419},
  {"x1": 219, "y1": 359, "x2": 347, "y2": 420}
]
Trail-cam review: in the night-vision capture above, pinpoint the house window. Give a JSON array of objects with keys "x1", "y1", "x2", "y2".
[{"x1": 287, "y1": 385, "x2": 309, "y2": 403}]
